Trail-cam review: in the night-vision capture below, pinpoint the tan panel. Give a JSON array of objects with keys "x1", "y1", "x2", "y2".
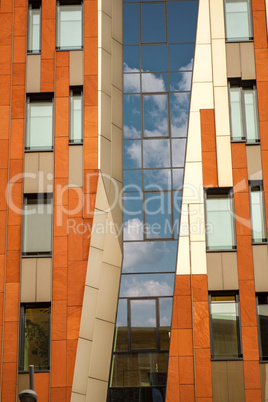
[
  {"x1": 111, "y1": 86, "x2": 123, "y2": 129},
  {"x1": 69, "y1": 51, "x2": 84, "y2": 86},
  {"x1": 112, "y1": 0, "x2": 123, "y2": 44},
  {"x1": 216, "y1": 136, "x2": 233, "y2": 187},
  {"x1": 100, "y1": 49, "x2": 111, "y2": 96},
  {"x1": 100, "y1": 136, "x2": 111, "y2": 181},
  {"x1": 99, "y1": 92, "x2": 111, "y2": 140},
  {"x1": 260, "y1": 363, "x2": 268, "y2": 401},
  {"x1": 26, "y1": 55, "x2": 41, "y2": 92},
  {"x1": 111, "y1": 39, "x2": 122, "y2": 91},
  {"x1": 222, "y1": 252, "x2": 239, "y2": 290},
  {"x1": 207, "y1": 252, "x2": 223, "y2": 290},
  {"x1": 227, "y1": 361, "x2": 245, "y2": 402},
  {"x1": 253, "y1": 245, "x2": 268, "y2": 292},
  {"x1": 240, "y1": 42, "x2": 256, "y2": 80},
  {"x1": 18, "y1": 374, "x2": 29, "y2": 396},
  {"x1": 100, "y1": 11, "x2": 112, "y2": 54},
  {"x1": 246, "y1": 145, "x2": 263, "y2": 181},
  {"x1": 226, "y1": 43, "x2": 241, "y2": 78},
  {"x1": 85, "y1": 247, "x2": 103, "y2": 289},
  {"x1": 69, "y1": 145, "x2": 83, "y2": 187},
  {"x1": 96, "y1": 262, "x2": 120, "y2": 322},
  {"x1": 39, "y1": 152, "x2": 54, "y2": 192},
  {"x1": 111, "y1": 125, "x2": 123, "y2": 183},
  {"x1": 71, "y1": 393, "x2": 86, "y2": 402},
  {"x1": 87, "y1": 378, "x2": 108, "y2": 402},
  {"x1": 211, "y1": 361, "x2": 228, "y2": 402},
  {"x1": 79, "y1": 286, "x2": 98, "y2": 341},
  {"x1": 102, "y1": 213, "x2": 123, "y2": 267},
  {"x1": 36, "y1": 258, "x2": 52, "y2": 302},
  {"x1": 24, "y1": 153, "x2": 38, "y2": 193},
  {"x1": 72, "y1": 339, "x2": 92, "y2": 395},
  {"x1": 211, "y1": 39, "x2": 227, "y2": 87},
  {"x1": 21, "y1": 258, "x2": 37, "y2": 302}
]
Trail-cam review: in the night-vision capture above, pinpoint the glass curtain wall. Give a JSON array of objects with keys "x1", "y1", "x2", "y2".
[{"x1": 108, "y1": 1, "x2": 198, "y2": 401}]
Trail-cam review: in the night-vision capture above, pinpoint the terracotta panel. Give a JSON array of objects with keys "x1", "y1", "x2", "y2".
[
  {"x1": 236, "y1": 236, "x2": 254, "y2": 281},
  {"x1": 243, "y1": 361, "x2": 261, "y2": 390},
  {"x1": 35, "y1": 373, "x2": 50, "y2": 402},
  {"x1": 11, "y1": 85, "x2": 25, "y2": 119},
  {"x1": 56, "y1": 51, "x2": 69, "y2": 67},
  {"x1": 195, "y1": 348, "x2": 213, "y2": 398},
  {"x1": 52, "y1": 300, "x2": 67, "y2": 340},
  {"x1": 241, "y1": 326, "x2": 259, "y2": 361},
  {"x1": 2, "y1": 362, "x2": 17, "y2": 401},
  {"x1": 67, "y1": 220, "x2": 84, "y2": 262},
  {"x1": 232, "y1": 168, "x2": 248, "y2": 193},
  {"x1": 245, "y1": 389, "x2": 262, "y2": 401},
  {"x1": 166, "y1": 356, "x2": 180, "y2": 402},
  {"x1": 50, "y1": 387, "x2": 66, "y2": 401},
  {"x1": 84, "y1": 0, "x2": 98, "y2": 38},
  {"x1": 234, "y1": 192, "x2": 251, "y2": 236},
  {"x1": 10, "y1": 118, "x2": 24, "y2": 159},
  {"x1": 253, "y1": 11, "x2": 268, "y2": 49},
  {"x1": 84, "y1": 38, "x2": 98, "y2": 75},
  {"x1": 53, "y1": 236, "x2": 68, "y2": 268},
  {"x1": 7, "y1": 225, "x2": 21, "y2": 251},
  {"x1": 0, "y1": 14, "x2": 13, "y2": 45},
  {"x1": 66, "y1": 339, "x2": 77, "y2": 387},
  {"x1": 0, "y1": 170, "x2": 8, "y2": 211},
  {"x1": 176, "y1": 295, "x2": 192, "y2": 329},
  {"x1": 84, "y1": 75, "x2": 98, "y2": 106},
  {"x1": 9, "y1": 159, "x2": 23, "y2": 184},
  {"x1": 13, "y1": 36, "x2": 26, "y2": 63},
  {"x1": 257, "y1": 82, "x2": 268, "y2": 121},
  {"x1": 55, "y1": 137, "x2": 69, "y2": 178},
  {"x1": 67, "y1": 260, "x2": 87, "y2": 306},
  {"x1": 0, "y1": 0, "x2": 13, "y2": 12},
  {"x1": 0, "y1": 45, "x2": 12, "y2": 75},
  {"x1": 84, "y1": 105, "x2": 98, "y2": 138},
  {"x1": 177, "y1": 329, "x2": 193, "y2": 357},
  {"x1": 0, "y1": 106, "x2": 10, "y2": 139},
  {"x1": 0, "y1": 258, "x2": 5, "y2": 292},
  {"x1": 41, "y1": 59, "x2": 55, "y2": 92},
  {"x1": 14, "y1": 0, "x2": 27, "y2": 6},
  {"x1": 51, "y1": 340, "x2": 67, "y2": 387},
  {"x1": 4, "y1": 283, "x2": 19, "y2": 322},
  {"x1": 8, "y1": 182, "x2": 23, "y2": 226},
  {"x1": 260, "y1": 121, "x2": 268, "y2": 150},
  {"x1": 41, "y1": 19, "x2": 56, "y2": 60},
  {"x1": 192, "y1": 275, "x2": 208, "y2": 302},
  {"x1": 0, "y1": 211, "x2": 7, "y2": 254},
  {"x1": 84, "y1": 137, "x2": 98, "y2": 170},
  {"x1": 6, "y1": 251, "x2": 20, "y2": 283},
  {"x1": 263, "y1": 154, "x2": 268, "y2": 193},
  {"x1": 179, "y1": 356, "x2": 194, "y2": 385},
  {"x1": 55, "y1": 97, "x2": 69, "y2": 137},
  {"x1": 14, "y1": 6, "x2": 27, "y2": 36},
  {"x1": 0, "y1": 140, "x2": 9, "y2": 168},
  {"x1": 252, "y1": 0, "x2": 266, "y2": 11},
  {"x1": 68, "y1": 188, "x2": 83, "y2": 218},
  {"x1": 193, "y1": 301, "x2": 210, "y2": 349},
  {"x1": 55, "y1": 66, "x2": 69, "y2": 98},
  {"x1": 200, "y1": 109, "x2": 216, "y2": 153},
  {"x1": 54, "y1": 178, "x2": 69, "y2": 206},
  {"x1": 231, "y1": 143, "x2": 247, "y2": 169},
  {"x1": 0, "y1": 77, "x2": 11, "y2": 110},
  {"x1": 67, "y1": 306, "x2": 81, "y2": 340},
  {"x1": 52, "y1": 267, "x2": 67, "y2": 301},
  {"x1": 202, "y1": 152, "x2": 218, "y2": 188},
  {"x1": 239, "y1": 280, "x2": 257, "y2": 327},
  {"x1": 255, "y1": 49, "x2": 268, "y2": 81},
  {"x1": 54, "y1": 207, "x2": 68, "y2": 237},
  {"x1": 3, "y1": 321, "x2": 18, "y2": 362},
  {"x1": 180, "y1": 384, "x2": 195, "y2": 402},
  {"x1": 12, "y1": 63, "x2": 25, "y2": 86},
  {"x1": 42, "y1": 0, "x2": 56, "y2": 20}
]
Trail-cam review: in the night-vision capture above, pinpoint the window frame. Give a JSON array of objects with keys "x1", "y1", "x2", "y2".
[
  {"x1": 256, "y1": 293, "x2": 268, "y2": 362},
  {"x1": 56, "y1": 0, "x2": 84, "y2": 51},
  {"x1": 228, "y1": 80, "x2": 260, "y2": 144},
  {"x1": 209, "y1": 292, "x2": 243, "y2": 361},
  {"x1": 249, "y1": 180, "x2": 267, "y2": 244},
  {"x1": 204, "y1": 187, "x2": 237, "y2": 252},
  {"x1": 27, "y1": 0, "x2": 42, "y2": 54},
  {"x1": 18, "y1": 303, "x2": 51, "y2": 373},
  {"x1": 69, "y1": 86, "x2": 83, "y2": 145},
  {"x1": 22, "y1": 193, "x2": 53, "y2": 257},
  {"x1": 224, "y1": 0, "x2": 253, "y2": 42}
]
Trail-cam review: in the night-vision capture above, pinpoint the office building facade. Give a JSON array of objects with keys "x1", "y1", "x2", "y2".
[{"x1": 1, "y1": 0, "x2": 268, "y2": 400}]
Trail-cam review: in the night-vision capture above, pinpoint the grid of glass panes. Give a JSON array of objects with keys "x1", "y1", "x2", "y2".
[
  {"x1": 108, "y1": 1, "x2": 199, "y2": 401},
  {"x1": 249, "y1": 181, "x2": 267, "y2": 243}
]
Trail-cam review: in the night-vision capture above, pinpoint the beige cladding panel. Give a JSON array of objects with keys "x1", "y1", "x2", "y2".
[
  {"x1": 21, "y1": 258, "x2": 37, "y2": 303},
  {"x1": 86, "y1": 378, "x2": 108, "y2": 402},
  {"x1": 260, "y1": 363, "x2": 268, "y2": 401},
  {"x1": 227, "y1": 361, "x2": 245, "y2": 402},
  {"x1": 112, "y1": 0, "x2": 123, "y2": 44},
  {"x1": 18, "y1": 374, "x2": 30, "y2": 395},
  {"x1": 69, "y1": 145, "x2": 83, "y2": 187},
  {"x1": 211, "y1": 361, "x2": 229, "y2": 401},
  {"x1": 240, "y1": 42, "x2": 256, "y2": 80},
  {"x1": 69, "y1": 51, "x2": 84, "y2": 85},
  {"x1": 24, "y1": 153, "x2": 39, "y2": 193},
  {"x1": 72, "y1": 339, "x2": 92, "y2": 395},
  {"x1": 207, "y1": 252, "x2": 223, "y2": 290},
  {"x1": 36, "y1": 258, "x2": 52, "y2": 302},
  {"x1": 246, "y1": 145, "x2": 263, "y2": 181},
  {"x1": 226, "y1": 43, "x2": 241, "y2": 78},
  {"x1": 222, "y1": 252, "x2": 239, "y2": 290},
  {"x1": 253, "y1": 245, "x2": 268, "y2": 292},
  {"x1": 96, "y1": 262, "x2": 120, "y2": 322},
  {"x1": 216, "y1": 136, "x2": 233, "y2": 187},
  {"x1": 24, "y1": 152, "x2": 54, "y2": 193},
  {"x1": 26, "y1": 55, "x2": 41, "y2": 93}
]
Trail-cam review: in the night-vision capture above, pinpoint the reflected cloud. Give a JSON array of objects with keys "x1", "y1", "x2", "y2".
[
  {"x1": 124, "y1": 218, "x2": 143, "y2": 241},
  {"x1": 123, "y1": 241, "x2": 169, "y2": 271},
  {"x1": 124, "y1": 140, "x2": 142, "y2": 168},
  {"x1": 143, "y1": 139, "x2": 170, "y2": 168},
  {"x1": 121, "y1": 276, "x2": 173, "y2": 297},
  {"x1": 124, "y1": 125, "x2": 141, "y2": 139}
]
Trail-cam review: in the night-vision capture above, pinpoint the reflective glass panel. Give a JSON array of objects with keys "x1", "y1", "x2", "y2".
[
  {"x1": 131, "y1": 299, "x2": 157, "y2": 349},
  {"x1": 169, "y1": 44, "x2": 195, "y2": 71},
  {"x1": 244, "y1": 88, "x2": 259, "y2": 143},
  {"x1": 28, "y1": 7, "x2": 41, "y2": 53},
  {"x1": 142, "y1": 73, "x2": 168, "y2": 93},
  {"x1": 172, "y1": 139, "x2": 187, "y2": 167},
  {"x1": 225, "y1": 0, "x2": 252, "y2": 41},
  {"x1": 143, "y1": 139, "x2": 171, "y2": 168},
  {"x1": 143, "y1": 169, "x2": 171, "y2": 191},
  {"x1": 122, "y1": 241, "x2": 177, "y2": 273},
  {"x1": 114, "y1": 299, "x2": 128, "y2": 352},
  {"x1": 142, "y1": 3, "x2": 166, "y2": 43},
  {"x1": 173, "y1": 190, "x2": 182, "y2": 238},
  {"x1": 250, "y1": 188, "x2": 267, "y2": 243},
  {"x1": 257, "y1": 295, "x2": 268, "y2": 361},
  {"x1": 124, "y1": 73, "x2": 140, "y2": 93},
  {"x1": 124, "y1": 46, "x2": 140, "y2": 71},
  {"x1": 143, "y1": 94, "x2": 168, "y2": 137},
  {"x1": 145, "y1": 192, "x2": 172, "y2": 239},
  {"x1": 173, "y1": 169, "x2": 184, "y2": 190},
  {"x1": 124, "y1": 140, "x2": 142, "y2": 169},
  {"x1": 170, "y1": 72, "x2": 192, "y2": 92},
  {"x1": 120, "y1": 274, "x2": 175, "y2": 297},
  {"x1": 230, "y1": 87, "x2": 243, "y2": 141},
  {"x1": 57, "y1": 5, "x2": 82, "y2": 49},
  {"x1": 124, "y1": 3, "x2": 139, "y2": 44},
  {"x1": 170, "y1": 92, "x2": 190, "y2": 138},
  {"x1": 70, "y1": 91, "x2": 83, "y2": 143},
  {"x1": 26, "y1": 101, "x2": 53, "y2": 150},
  {"x1": 159, "y1": 298, "x2": 172, "y2": 350},
  {"x1": 123, "y1": 170, "x2": 142, "y2": 192},
  {"x1": 168, "y1": 1, "x2": 198, "y2": 43},
  {"x1": 123, "y1": 193, "x2": 143, "y2": 241},
  {"x1": 124, "y1": 95, "x2": 141, "y2": 138},
  {"x1": 141, "y1": 45, "x2": 168, "y2": 72}
]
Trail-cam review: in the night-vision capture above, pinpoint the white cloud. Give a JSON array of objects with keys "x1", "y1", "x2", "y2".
[
  {"x1": 125, "y1": 140, "x2": 141, "y2": 166},
  {"x1": 143, "y1": 139, "x2": 170, "y2": 168},
  {"x1": 124, "y1": 125, "x2": 141, "y2": 139},
  {"x1": 123, "y1": 241, "x2": 168, "y2": 271},
  {"x1": 122, "y1": 277, "x2": 173, "y2": 297},
  {"x1": 124, "y1": 218, "x2": 143, "y2": 241}
]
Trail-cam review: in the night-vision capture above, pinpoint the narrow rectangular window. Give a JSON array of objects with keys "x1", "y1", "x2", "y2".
[
  {"x1": 27, "y1": 1, "x2": 41, "y2": 54},
  {"x1": 205, "y1": 188, "x2": 236, "y2": 251},
  {"x1": 69, "y1": 86, "x2": 83, "y2": 144},
  {"x1": 257, "y1": 294, "x2": 268, "y2": 361},
  {"x1": 25, "y1": 94, "x2": 54, "y2": 151},
  {"x1": 209, "y1": 293, "x2": 242, "y2": 359},
  {"x1": 249, "y1": 181, "x2": 267, "y2": 243},
  {"x1": 22, "y1": 194, "x2": 53, "y2": 256},
  {"x1": 56, "y1": 1, "x2": 83, "y2": 50},
  {"x1": 224, "y1": 0, "x2": 253, "y2": 41},
  {"x1": 19, "y1": 303, "x2": 50, "y2": 372}
]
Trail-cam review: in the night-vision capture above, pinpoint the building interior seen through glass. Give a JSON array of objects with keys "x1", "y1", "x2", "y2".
[{"x1": 108, "y1": 1, "x2": 199, "y2": 401}]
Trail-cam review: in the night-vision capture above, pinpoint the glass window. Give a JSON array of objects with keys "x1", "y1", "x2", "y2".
[
  {"x1": 22, "y1": 194, "x2": 53, "y2": 256},
  {"x1": 205, "y1": 189, "x2": 236, "y2": 251},
  {"x1": 19, "y1": 304, "x2": 50, "y2": 372},
  {"x1": 69, "y1": 87, "x2": 83, "y2": 144},
  {"x1": 257, "y1": 293, "x2": 268, "y2": 361},
  {"x1": 144, "y1": 192, "x2": 172, "y2": 239},
  {"x1": 27, "y1": 1, "x2": 41, "y2": 54},
  {"x1": 209, "y1": 294, "x2": 242, "y2": 359},
  {"x1": 124, "y1": 3, "x2": 139, "y2": 45},
  {"x1": 143, "y1": 139, "x2": 171, "y2": 168},
  {"x1": 141, "y1": 3, "x2": 166, "y2": 43},
  {"x1": 167, "y1": 1, "x2": 198, "y2": 43},
  {"x1": 224, "y1": 0, "x2": 253, "y2": 41},
  {"x1": 56, "y1": 2, "x2": 83, "y2": 50},
  {"x1": 249, "y1": 181, "x2": 267, "y2": 243},
  {"x1": 124, "y1": 140, "x2": 142, "y2": 169},
  {"x1": 229, "y1": 83, "x2": 260, "y2": 143},
  {"x1": 25, "y1": 95, "x2": 53, "y2": 151},
  {"x1": 143, "y1": 94, "x2": 168, "y2": 137}
]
